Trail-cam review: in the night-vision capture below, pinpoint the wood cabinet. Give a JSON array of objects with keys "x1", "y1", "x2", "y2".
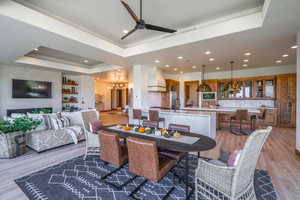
[{"x1": 276, "y1": 74, "x2": 296, "y2": 128}]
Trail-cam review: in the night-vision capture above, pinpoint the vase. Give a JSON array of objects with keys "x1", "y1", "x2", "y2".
[{"x1": 0, "y1": 131, "x2": 27, "y2": 158}]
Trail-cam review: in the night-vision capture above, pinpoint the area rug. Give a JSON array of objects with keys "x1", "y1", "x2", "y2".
[{"x1": 15, "y1": 155, "x2": 277, "y2": 200}]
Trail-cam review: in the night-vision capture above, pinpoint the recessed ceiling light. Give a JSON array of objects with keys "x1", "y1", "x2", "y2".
[
  {"x1": 243, "y1": 64, "x2": 248, "y2": 67},
  {"x1": 243, "y1": 59, "x2": 249, "y2": 62},
  {"x1": 83, "y1": 60, "x2": 89, "y2": 63},
  {"x1": 216, "y1": 67, "x2": 220, "y2": 70},
  {"x1": 205, "y1": 51, "x2": 211, "y2": 55},
  {"x1": 244, "y1": 52, "x2": 251, "y2": 56},
  {"x1": 165, "y1": 65, "x2": 170, "y2": 68},
  {"x1": 180, "y1": 71, "x2": 184, "y2": 74},
  {"x1": 174, "y1": 68, "x2": 178, "y2": 71},
  {"x1": 291, "y1": 45, "x2": 298, "y2": 49},
  {"x1": 177, "y1": 56, "x2": 183, "y2": 59},
  {"x1": 209, "y1": 58, "x2": 215, "y2": 61},
  {"x1": 34, "y1": 48, "x2": 39, "y2": 51},
  {"x1": 192, "y1": 65, "x2": 197, "y2": 69},
  {"x1": 123, "y1": 30, "x2": 128, "y2": 34},
  {"x1": 282, "y1": 54, "x2": 289, "y2": 57},
  {"x1": 117, "y1": 69, "x2": 121, "y2": 72},
  {"x1": 155, "y1": 60, "x2": 160, "y2": 63},
  {"x1": 276, "y1": 60, "x2": 282, "y2": 63}
]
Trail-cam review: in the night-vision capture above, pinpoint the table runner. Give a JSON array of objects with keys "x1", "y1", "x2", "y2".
[{"x1": 108, "y1": 126, "x2": 200, "y2": 145}]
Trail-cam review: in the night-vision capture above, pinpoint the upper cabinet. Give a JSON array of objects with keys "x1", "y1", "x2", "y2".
[{"x1": 217, "y1": 75, "x2": 276, "y2": 100}]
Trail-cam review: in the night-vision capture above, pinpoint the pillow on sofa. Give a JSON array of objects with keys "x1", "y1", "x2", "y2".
[
  {"x1": 11, "y1": 113, "x2": 26, "y2": 119},
  {"x1": 27, "y1": 113, "x2": 48, "y2": 131},
  {"x1": 61, "y1": 111, "x2": 83, "y2": 126},
  {"x1": 43, "y1": 113, "x2": 61, "y2": 130}
]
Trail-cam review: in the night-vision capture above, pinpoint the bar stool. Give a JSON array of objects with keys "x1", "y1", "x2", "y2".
[
  {"x1": 149, "y1": 110, "x2": 165, "y2": 128},
  {"x1": 133, "y1": 109, "x2": 147, "y2": 126},
  {"x1": 230, "y1": 109, "x2": 256, "y2": 135}
]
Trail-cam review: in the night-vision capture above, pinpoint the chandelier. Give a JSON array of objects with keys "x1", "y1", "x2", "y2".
[
  {"x1": 197, "y1": 65, "x2": 212, "y2": 92},
  {"x1": 111, "y1": 70, "x2": 127, "y2": 89}
]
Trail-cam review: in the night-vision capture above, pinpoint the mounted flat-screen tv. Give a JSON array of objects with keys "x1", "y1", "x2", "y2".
[{"x1": 12, "y1": 79, "x2": 52, "y2": 98}]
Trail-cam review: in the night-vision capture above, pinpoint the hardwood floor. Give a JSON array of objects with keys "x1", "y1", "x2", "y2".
[{"x1": 0, "y1": 111, "x2": 299, "y2": 200}]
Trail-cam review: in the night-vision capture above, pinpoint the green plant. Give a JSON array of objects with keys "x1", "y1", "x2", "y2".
[
  {"x1": 31, "y1": 108, "x2": 51, "y2": 114},
  {"x1": 0, "y1": 117, "x2": 41, "y2": 134}
]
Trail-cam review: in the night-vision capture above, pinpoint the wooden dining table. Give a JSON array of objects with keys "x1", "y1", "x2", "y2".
[{"x1": 100, "y1": 124, "x2": 217, "y2": 199}]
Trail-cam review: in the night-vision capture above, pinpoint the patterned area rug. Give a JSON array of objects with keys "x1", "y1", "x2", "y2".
[{"x1": 15, "y1": 155, "x2": 277, "y2": 200}]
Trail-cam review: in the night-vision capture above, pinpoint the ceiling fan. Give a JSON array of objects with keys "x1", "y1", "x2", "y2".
[{"x1": 120, "y1": 0, "x2": 177, "y2": 40}]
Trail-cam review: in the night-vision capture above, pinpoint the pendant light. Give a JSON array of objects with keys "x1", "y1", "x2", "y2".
[
  {"x1": 197, "y1": 65, "x2": 212, "y2": 92},
  {"x1": 228, "y1": 61, "x2": 241, "y2": 94}
]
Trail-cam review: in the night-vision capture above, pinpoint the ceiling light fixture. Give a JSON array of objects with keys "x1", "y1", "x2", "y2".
[
  {"x1": 155, "y1": 60, "x2": 160, "y2": 63},
  {"x1": 243, "y1": 64, "x2": 248, "y2": 67},
  {"x1": 165, "y1": 65, "x2": 170, "y2": 68},
  {"x1": 244, "y1": 52, "x2": 251, "y2": 56},
  {"x1": 180, "y1": 71, "x2": 184, "y2": 74},
  {"x1": 117, "y1": 69, "x2": 121, "y2": 72},
  {"x1": 34, "y1": 48, "x2": 39, "y2": 51},
  {"x1": 177, "y1": 56, "x2": 183, "y2": 59},
  {"x1": 291, "y1": 45, "x2": 298, "y2": 49},
  {"x1": 243, "y1": 59, "x2": 249, "y2": 62},
  {"x1": 83, "y1": 60, "x2": 89, "y2": 63},
  {"x1": 192, "y1": 65, "x2": 197, "y2": 69},
  {"x1": 209, "y1": 58, "x2": 215, "y2": 61},
  {"x1": 123, "y1": 30, "x2": 129, "y2": 34},
  {"x1": 216, "y1": 67, "x2": 220, "y2": 70},
  {"x1": 282, "y1": 54, "x2": 289, "y2": 57},
  {"x1": 205, "y1": 51, "x2": 211, "y2": 55},
  {"x1": 276, "y1": 60, "x2": 282, "y2": 63},
  {"x1": 174, "y1": 68, "x2": 178, "y2": 71}
]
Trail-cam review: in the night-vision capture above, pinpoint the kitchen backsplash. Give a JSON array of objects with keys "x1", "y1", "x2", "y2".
[{"x1": 218, "y1": 100, "x2": 275, "y2": 108}]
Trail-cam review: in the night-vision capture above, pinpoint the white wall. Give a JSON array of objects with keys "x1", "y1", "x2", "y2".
[
  {"x1": 94, "y1": 79, "x2": 112, "y2": 110},
  {"x1": 0, "y1": 64, "x2": 62, "y2": 119},
  {"x1": 164, "y1": 64, "x2": 296, "y2": 108},
  {"x1": 131, "y1": 65, "x2": 163, "y2": 109},
  {"x1": 296, "y1": 32, "x2": 300, "y2": 152}
]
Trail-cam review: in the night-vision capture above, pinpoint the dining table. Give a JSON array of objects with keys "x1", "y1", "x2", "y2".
[{"x1": 100, "y1": 124, "x2": 217, "y2": 200}]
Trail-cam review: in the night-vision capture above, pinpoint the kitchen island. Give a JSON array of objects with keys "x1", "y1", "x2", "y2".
[{"x1": 129, "y1": 109, "x2": 216, "y2": 139}]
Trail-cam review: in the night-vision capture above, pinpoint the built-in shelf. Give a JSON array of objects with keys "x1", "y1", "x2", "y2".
[
  {"x1": 62, "y1": 100, "x2": 78, "y2": 104},
  {"x1": 62, "y1": 83, "x2": 79, "y2": 86},
  {"x1": 62, "y1": 91, "x2": 79, "y2": 95}
]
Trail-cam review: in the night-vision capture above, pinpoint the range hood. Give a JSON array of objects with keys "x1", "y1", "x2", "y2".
[{"x1": 147, "y1": 67, "x2": 166, "y2": 92}]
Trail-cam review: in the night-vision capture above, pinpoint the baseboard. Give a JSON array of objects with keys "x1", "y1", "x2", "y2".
[{"x1": 296, "y1": 149, "x2": 300, "y2": 157}]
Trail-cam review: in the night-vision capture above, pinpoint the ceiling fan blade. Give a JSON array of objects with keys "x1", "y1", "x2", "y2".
[
  {"x1": 121, "y1": 27, "x2": 138, "y2": 40},
  {"x1": 145, "y1": 24, "x2": 177, "y2": 33},
  {"x1": 121, "y1": 1, "x2": 139, "y2": 22}
]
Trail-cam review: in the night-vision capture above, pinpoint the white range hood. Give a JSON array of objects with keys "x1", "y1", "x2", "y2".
[{"x1": 147, "y1": 67, "x2": 166, "y2": 92}]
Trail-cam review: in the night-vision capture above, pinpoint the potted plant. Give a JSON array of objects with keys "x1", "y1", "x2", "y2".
[{"x1": 0, "y1": 117, "x2": 41, "y2": 158}]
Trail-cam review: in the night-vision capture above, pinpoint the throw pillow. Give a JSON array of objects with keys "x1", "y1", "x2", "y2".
[
  {"x1": 27, "y1": 113, "x2": 47, "y2": 131},
  {"x1": 11, "y1": 113, "x2": 26, "y2": 119},
  {"x1": 89, "y1": 120, "x2": 102, "y2": 134},
  {"x1": 43, "y1": 113, "x2": 60, "y2": 130},
  {"x1": 227, "y1": 149, "x2": 243, "y2": 167}
]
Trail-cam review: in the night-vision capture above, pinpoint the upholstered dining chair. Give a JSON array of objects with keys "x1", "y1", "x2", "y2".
[
  {"x1": 142, "y1": 120, "x2": 159, "y2": 128},
  {"x1": 126, "y1": 137, "x2": 176, "y2": 198},
  {"x1": 149, "y1": 110, "x2": 165, "y2": 128},
  {"x1": 195, "y1": 126, "x2": 272, "y2": 200},
  {"x1": 81, "y1": 110, "x2": 100, "y2": 160},
  {"x1": 132, "y1": 109, "x2": 147, "y2": 125},
  {"x1": 99, "y1": 131, "x2": 128, "y2": 167}
]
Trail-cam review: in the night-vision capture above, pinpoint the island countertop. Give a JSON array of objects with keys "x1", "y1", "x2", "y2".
[
  {"x1": 142, "y1": 108, "x2": 215, "y2": 116},
  {"x1": 182, "y1": 106, "x2": 273, "y2": 114}
]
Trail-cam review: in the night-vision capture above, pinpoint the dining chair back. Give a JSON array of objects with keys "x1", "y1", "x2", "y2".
[
  {"x1": 149, "y1": 110, "x2": 159, "y2": 121},
  {"x1": 168, "y1": 123, "x2": 190, "y2": 133},
  {"x1": 81, "y1": 110, "x2": 100, "y2": 159},
  {"x1": 99, "y1": 131, "x2": 127, "y2": 166},
  {"x1": 133, "y1": 109, "x2": 142, "y2": 120},
  {"x1": 127, "y1": 137, "x2": 175, "y2": 182},
  {"x1": 234, "y1": 109, "x2": 249, "y2": 121}
]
